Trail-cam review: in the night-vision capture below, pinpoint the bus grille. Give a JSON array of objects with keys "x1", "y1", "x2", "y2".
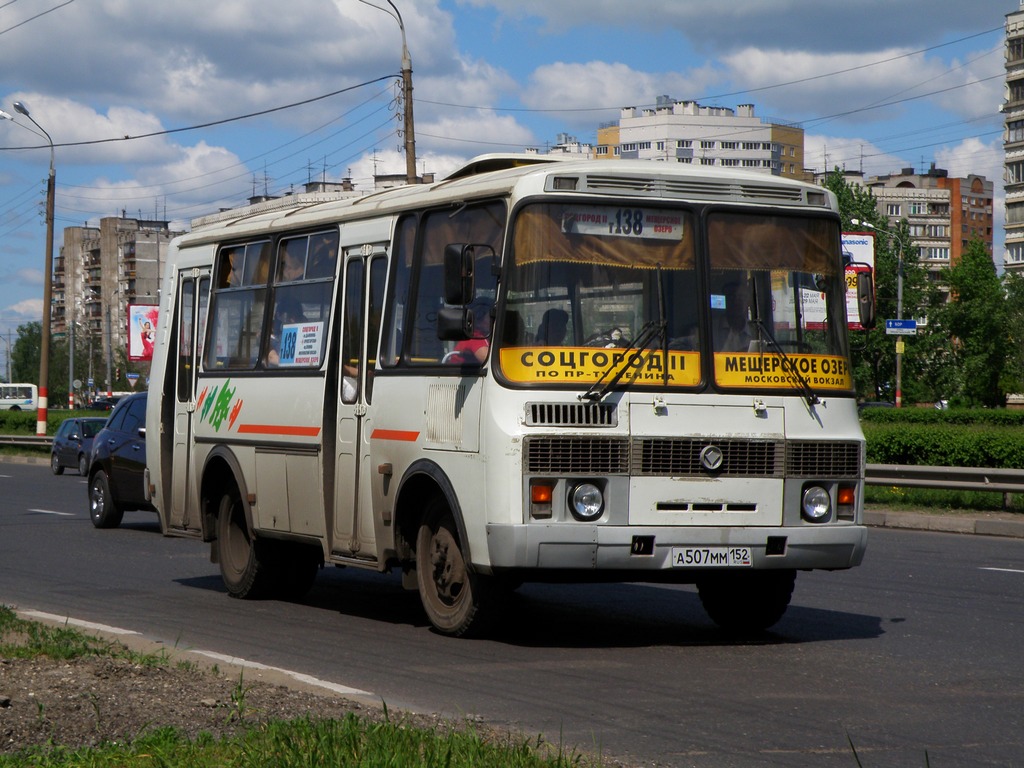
[
  {"x1": 632, "y1": 438, "x2": 784, "y2": 476},
  {"x1": 524, "y1": 437, "x2": 630, "y2": 474},
  {"x1": 525, "y1": 402, "x2": 618, "y2": 427},
  {"x1": 786, "y1": 440, "x2": 863, "y2": 478},
  {"x1": 582, "y1": 174, "x2": 806, "y2": 203},
  {"x1": 524, "y1": 437, "x2": 863, "y2": 478}
]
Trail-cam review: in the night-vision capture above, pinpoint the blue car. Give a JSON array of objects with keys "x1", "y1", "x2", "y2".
[
  {"x1": 51, "y1": 416, "x2": 108, "y2": 476},
  {"x1": 87, "y1": 392, "x2": 153, "y2": 528}
]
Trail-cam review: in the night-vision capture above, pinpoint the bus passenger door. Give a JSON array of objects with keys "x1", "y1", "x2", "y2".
[
  {"x1": 168, "y1": 270, "x2": 210, "y2": 533},
  {"x1": 333, "y1": 247, "x2": 387, "y2": 559}
]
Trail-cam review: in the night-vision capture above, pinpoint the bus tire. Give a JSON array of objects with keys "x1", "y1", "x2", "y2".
[
  {"x1": 415, "y1": 501, "x2": 488, "y2": 637},
  {"x1": 89, "y1": 470, "x2": 124, "y2": 529},
  {"x1": 216, "y1": 485, "x2": 273, "y2": 599},
  {"x1": 697, "y1": 569, "x2": 796, "y2": 633}
]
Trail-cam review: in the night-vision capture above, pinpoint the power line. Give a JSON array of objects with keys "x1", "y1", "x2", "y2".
[{"x1": 0, "y1": 0, "x2": 75, "y2": 37}]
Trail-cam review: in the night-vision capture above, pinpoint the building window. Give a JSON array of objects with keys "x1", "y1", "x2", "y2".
[
  {"x1": 886, "y1": 204, "x2": 902, "y2": 217},
  {"x1": 721, "y1": 141, "x2": 738, "y2": 149},
  {"x1": 701, "y1": 158, "x2": 715, "y2": 165},
  {"x1": 700, "y1": 140, "x2": 715, "y2": 149},
  {"x1": 909, "y1": 202, "x2": 927, "y2": 215},
  {"x1": 677, "y1": 140, "x2": 692, "y2": 148}
]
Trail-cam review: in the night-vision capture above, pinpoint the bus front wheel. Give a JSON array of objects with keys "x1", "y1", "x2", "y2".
[
  {"x1": 697, "y1": 569, "x2": 796, "y2": 633},
  {"x1": 216, "y1": 486, "x2": 273, "y2": 599},
  {"x1": 415, "y1": 502, "x2": 489, "y2": 637}
]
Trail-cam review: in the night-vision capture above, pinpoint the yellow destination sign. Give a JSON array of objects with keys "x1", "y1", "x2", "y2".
[
  {"x1": 500, "y1": 347, "x2": 701, "y2": 386},
  {"x1": 714, "y1": 353, "x2": 852, "y2": 390}
]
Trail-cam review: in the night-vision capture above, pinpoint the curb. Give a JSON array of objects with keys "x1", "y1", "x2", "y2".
[{"x1": 864, "y1": 510, "x2": 1024, "y2": 539}]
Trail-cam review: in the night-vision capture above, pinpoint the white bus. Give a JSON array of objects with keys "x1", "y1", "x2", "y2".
[
  {"x1": 0, "y1": 383, "x2": 38, "y2": 411},
  {"x1": 146, "y1": 155, "x2": 874, "y2": 636}
]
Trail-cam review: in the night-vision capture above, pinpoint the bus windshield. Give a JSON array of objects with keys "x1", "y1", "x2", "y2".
[{"x1": 497, "y1": 202, "x2": 851, "y2": 395}]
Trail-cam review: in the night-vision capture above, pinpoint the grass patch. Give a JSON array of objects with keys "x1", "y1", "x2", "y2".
[
  {"x1": 0, "y1": 715, "x2": 593, "y2": 768},
  {"x1": 0, "y1": 606, "x2": 601, "y2": 768},
  {"x1": 864, "y1": 485, "x2": 1024, "y2": 513}
]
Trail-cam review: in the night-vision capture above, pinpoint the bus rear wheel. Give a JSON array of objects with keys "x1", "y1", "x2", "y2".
[
  {"x1": 216, "y1": 486, "x2": 274, "y2": 599},
  {"x1": 416, "y1": 502, "x2": 488, "y2": 636},
  {"x1": 697, "y1": 569, "x2": 796, "y2": 633}
]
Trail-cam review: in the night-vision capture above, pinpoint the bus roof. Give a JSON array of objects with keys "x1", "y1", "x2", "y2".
[{"x1": 177, "y1": 155, "x2": 834, "y2": 248}]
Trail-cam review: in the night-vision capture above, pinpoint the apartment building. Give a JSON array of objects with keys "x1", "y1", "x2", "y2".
[
  {"x1": 1005, "y1": 2, "x2": 1024, "y2": 271},
  {"x1": 54, "y1": 215, "x2": 181, "y2": 379},
  {"x1": 862, "y1": 166, "x2": 994, "y2": 288},
  {"x1": 594, "y1": 96, "x2": 805, "y2": 180}
]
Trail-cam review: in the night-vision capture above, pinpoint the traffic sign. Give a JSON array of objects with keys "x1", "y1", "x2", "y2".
[{"x1": 885, "y1": 319, "x2": 917, "y2": 335}]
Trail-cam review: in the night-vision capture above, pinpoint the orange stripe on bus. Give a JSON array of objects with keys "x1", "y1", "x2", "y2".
[
  {"x1": 371, "y1": 429, "x2": 420, "y2": 442},
  {"x1": 236, "y1": 424, "x2": 322, "y2": 437}
]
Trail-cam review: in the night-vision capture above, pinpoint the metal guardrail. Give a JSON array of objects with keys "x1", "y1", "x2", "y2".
[
  {"x1": 866, "y1": 464, "x2": 1024, "y2": 494},
  {"x1": 0, "y1": 435, "x2": 52, "y2": 447}
]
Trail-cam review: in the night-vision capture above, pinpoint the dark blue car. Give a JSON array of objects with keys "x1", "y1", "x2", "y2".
[
  {"x1": 87, "y1": 392, "x2": 153, "y2": 528},
  {"x1": 51, "y1": 416, "x2": 108, "y2": 476}
]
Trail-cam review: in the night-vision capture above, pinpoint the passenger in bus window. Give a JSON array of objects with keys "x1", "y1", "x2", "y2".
[
  {"x1": 307, "y1": 234, "x2": 338, "y2": 279},
  {"x1": 278, "y1": 244, "x2": 306, "y2": 282},
  {"x1": 267, "y1": 298, "x2": 304, "y2": 366},
  {"x1": 534, "y1": 308, "x2": 569, "y2": 345},
  {"x1": 713, "y1": 279, "x2": 753, "y2": 352},
  {"x1": 219, "y1": 248, "x2": 243, "y2": 288},
  {"x1": 451, "y1": 299, "x2": 492, "y2": 364}
]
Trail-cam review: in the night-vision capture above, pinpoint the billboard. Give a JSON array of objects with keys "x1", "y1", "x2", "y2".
[
  {"x1": 842, "y1": 231, "x2": 876, "y2": 331},
  {"x1": 128, "y1": 303, "x2": 159, "y2": 362}
]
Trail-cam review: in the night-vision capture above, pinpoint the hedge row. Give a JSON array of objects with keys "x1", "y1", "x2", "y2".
[{"x1": 862, "y1": 421, "x2": 1024, "y2": 468}]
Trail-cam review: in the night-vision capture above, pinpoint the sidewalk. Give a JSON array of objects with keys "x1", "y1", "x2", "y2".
[{"x1": 865, "y1": 508, "x2": 1024, "y2": 539}]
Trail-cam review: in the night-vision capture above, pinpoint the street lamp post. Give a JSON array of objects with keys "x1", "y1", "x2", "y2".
[
  {"x1": 853, "y1": 218, "x2": 905, "y2": 407},
  {"x1": 360, "y1": 0, "x2": 417, "y2": 184},
  {"x1": 7, "y1": 102, "x2": 55, "y2": 433}
]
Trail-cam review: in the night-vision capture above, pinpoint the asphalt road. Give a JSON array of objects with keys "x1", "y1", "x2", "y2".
[{"x1": 3, "y1": 460, "x2": 1023, "y2": 767}]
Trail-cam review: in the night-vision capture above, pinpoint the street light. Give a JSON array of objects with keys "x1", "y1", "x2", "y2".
[
  {"x1": 2, "y1": 102, "x2": 56, "y2": 432},
  {"x1": 853, "y1": 218, "x2": 905, "y2": 408},
  {"x1": 359, "y1": 0, "x2": 417, "y2": 184}
]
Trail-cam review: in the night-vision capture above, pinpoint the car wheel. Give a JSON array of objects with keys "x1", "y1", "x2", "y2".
[
  {"x1": 89, "y1": 470, "x2": 124, "y2": 529},
  {"x1": 50, "y1": 452, "x2": 64, "y2": 475},
  {"x1": 78, "y1": 454, "x2": 89, "y2": 476}
]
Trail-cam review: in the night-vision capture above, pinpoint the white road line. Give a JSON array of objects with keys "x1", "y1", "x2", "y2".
[
  {"x1": 981, "y1": 567, "x2": 1024, "y2": 574},
  {"x1": 28, "y1": 509, "x2": 75, "y2": 516},
  {"x1": 193, "y1": 650, "x2": 373, "y2": 697},
  {"x1": 18, "y1": 609, "x2": 373, "y2": 698},
  {"x1": 20, "y1": 610, "x2": 142, "y2": 635}
]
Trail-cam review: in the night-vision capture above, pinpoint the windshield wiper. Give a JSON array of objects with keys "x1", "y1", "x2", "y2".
[
  {"x1": 580, "y1": 318, "x2": 665, "y2": 402},
  {"x1": 751, "y1": 317, "x2": 820, "y2": 407}
]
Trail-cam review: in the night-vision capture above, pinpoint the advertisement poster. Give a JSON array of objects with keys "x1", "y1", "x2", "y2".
[
  {"x1": 128, "y1": 303, "x2": 159, "y2": 362},
  {"x1": 842, "y1": 231, "x2": 876, "y2": 331}
]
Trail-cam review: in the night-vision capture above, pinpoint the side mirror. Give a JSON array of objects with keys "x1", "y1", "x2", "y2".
[
  {"x1": 437, "y1": 306, "x2": 473, "y2": 340},
  {"x1": 443, "y1": 244, "x2": 475, "y2": 306},
  {"x1": 856, "y1": 271, "x2": 876, "y2": 329}
]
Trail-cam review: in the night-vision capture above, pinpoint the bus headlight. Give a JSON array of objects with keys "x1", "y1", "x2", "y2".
[
  {"x1": 569, "y1": 482, "x2": 604, "y2": 521},
  {"x1": 801, "y1": 485, "x2": 831, "y2": 523}
]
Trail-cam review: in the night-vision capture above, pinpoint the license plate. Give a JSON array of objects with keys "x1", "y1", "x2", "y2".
[{"x1": 671, "y1": 546, "x2": 752, "y2": 567}]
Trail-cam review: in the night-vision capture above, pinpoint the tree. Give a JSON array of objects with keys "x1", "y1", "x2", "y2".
[
  {"x1": 938, "y1": 239, "x2": 1007, "y2": 408},
  {"x1": 822, "y1": 171, "x2": 934, "y2": 403},
  {"x1": 1003, "y1": 270, "x2": 1024, "y2": 396}
]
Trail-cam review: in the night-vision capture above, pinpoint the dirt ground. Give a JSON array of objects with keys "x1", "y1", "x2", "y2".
[{"x1": 0, "y1": 652, "x2": 436, "y2": 756}]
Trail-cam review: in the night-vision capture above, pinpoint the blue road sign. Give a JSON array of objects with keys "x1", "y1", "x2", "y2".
[{"x1": 885, "y1": 319, "x2": 917, "y2": 335}]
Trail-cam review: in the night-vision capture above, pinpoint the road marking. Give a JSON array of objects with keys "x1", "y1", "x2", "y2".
[
  {"x1": 17, "y1": 609, "x2": 373, "y2": 699},
  {"x1": 981, "y1": 567, "x2": 1024, "y2": 574},
  {"x1": 28, "y1": 509, "x2": 75, "y2": 516},
  {"x1": 20, "y1": 610, "x2": 142, "y2": 636},
  {"x1": 193, "y1": 650, "x2": 373, "y2": 697}
]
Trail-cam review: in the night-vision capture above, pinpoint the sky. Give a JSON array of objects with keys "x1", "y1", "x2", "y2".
[{"x1": 0, "y1": 0, "x2": 1013, "y2": 347}]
